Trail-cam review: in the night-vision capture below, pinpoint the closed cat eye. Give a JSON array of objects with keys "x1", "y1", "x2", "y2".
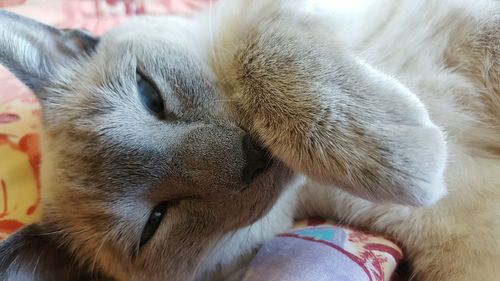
[{"x1": 137, "y1": 72, "x2": 165, "y2": 119}]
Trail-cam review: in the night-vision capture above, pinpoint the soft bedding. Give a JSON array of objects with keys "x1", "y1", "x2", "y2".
[{"x1": 0, "y1": 1, "x2": 404, "y2": 280}]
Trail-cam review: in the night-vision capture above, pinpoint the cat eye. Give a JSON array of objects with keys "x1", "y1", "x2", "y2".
[
  {"x1": 140, "y1": 202, "x2": 169, "y2": 247},
  {"x1": 139, "y1": 200, "x2": 181, "y2": 248},
  {"x1": 137, "y1": 72, "x2": 165, "y2": 119}
]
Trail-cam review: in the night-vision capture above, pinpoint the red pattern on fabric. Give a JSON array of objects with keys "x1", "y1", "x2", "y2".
[
  {"x1": 0, "y1": 180, "x2": 7, "y2": 219},
  {"x1": 365, "y1": 243, "x2": 404, "y2": 261},
  {"x1": 0, "y1": 134, "x2": 42, "y2": 218},
  {"x1": 0, "y1": 219, "x2": 23, "y2": 233},
  {"x1": 0, "y1": 113, "x2": 20, "y2": 123},
  {"x1": 359, "y1": 249, "x2": 387, "y2": 281},
  {"x1": 279, "y1": 232, "x2": 374, "y2": 281}
]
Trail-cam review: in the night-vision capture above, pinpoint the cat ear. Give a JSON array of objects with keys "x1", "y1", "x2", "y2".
[
  {"x1": 0, "y1": 224, "x2": 106, "y2": 281},
  {"x1": 0, "y1": 10, "x2": 98, "y2": 97}
]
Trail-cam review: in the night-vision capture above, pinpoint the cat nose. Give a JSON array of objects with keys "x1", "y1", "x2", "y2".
[{"x1": 242, "y1": 135, "x2": 272, "y2": 184}]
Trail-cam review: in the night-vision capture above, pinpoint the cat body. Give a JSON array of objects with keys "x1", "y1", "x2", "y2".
[
  {"x1": 0, "y1": 0, "x2": 498, "y2": 280},
  {"x1": 203, "y1": 1, "x2": 500, "y2": 279}
]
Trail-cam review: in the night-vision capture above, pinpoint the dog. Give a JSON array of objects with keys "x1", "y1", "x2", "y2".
[{"x1": 0, "y1": 0, "x2": 498, "y2": 280}]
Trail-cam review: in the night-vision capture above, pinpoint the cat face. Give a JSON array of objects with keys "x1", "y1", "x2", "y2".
[{"x1": 0, "y1": 11, "x2": 295, "y2": 281}]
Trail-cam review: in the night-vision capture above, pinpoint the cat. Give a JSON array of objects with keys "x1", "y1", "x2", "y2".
[{"x1": 0, "y1": 0, "x2": 498, "y2": 280}]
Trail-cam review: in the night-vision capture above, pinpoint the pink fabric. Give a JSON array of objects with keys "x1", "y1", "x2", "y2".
[
  {"x1": 243, "y1": 219, "x2": 403, "y2": 281},
  {"x1": 0, "y1": 0, "x2": 26, "y2": 8},
  {"x1": 1, "y1": 0, "x2": 209, "y2": 33}
]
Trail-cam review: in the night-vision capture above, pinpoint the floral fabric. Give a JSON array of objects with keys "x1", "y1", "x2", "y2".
[{"x1": 243, "y1": 219, "x2": 403, "y2": 281}]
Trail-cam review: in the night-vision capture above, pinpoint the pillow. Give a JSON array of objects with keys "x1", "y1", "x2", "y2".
[{"x1": 243, "y1": 219, "x2": 402, "y2": 281}]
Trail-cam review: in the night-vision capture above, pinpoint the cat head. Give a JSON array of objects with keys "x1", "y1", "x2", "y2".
[{"x1": 0, "y1": 11, "x2": 295, "y2": 281}]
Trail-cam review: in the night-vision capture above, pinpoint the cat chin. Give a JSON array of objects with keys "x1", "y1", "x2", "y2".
[{"x1": 197, "y1": 175, "x2": 306, "y2": 281}]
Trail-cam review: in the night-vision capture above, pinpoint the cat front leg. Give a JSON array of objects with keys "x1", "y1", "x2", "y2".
[{"x1": 220, "y1": 13, "x2": 447, "y2": 206}]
